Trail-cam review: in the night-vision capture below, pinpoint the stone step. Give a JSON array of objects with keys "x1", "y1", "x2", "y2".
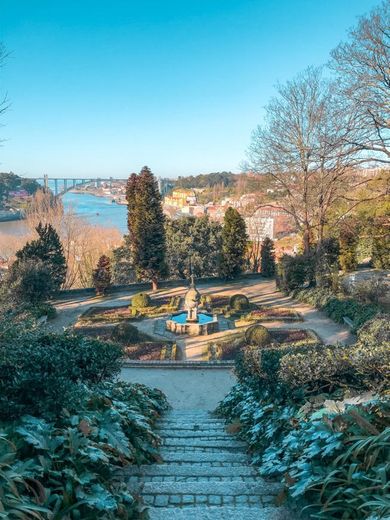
[
  {"x1": 160, "y1": 450, "x2": 249, "y2": 463},
  {"x1": 147, "y1": 506, "x2": 295, "y2": 520},
  {"x1": 163, "y1": 438, "x2": 246, "y2": 449},
  {"x1": 158, "y1": 420, "x2": 226, "y2": 428},
  {"x1": 156, "y1": 424, "x2": 227, "y2": 435},
  {"x1": 138, "y1": 480, "x2": 282, "y2": 498},
  {"x1": 125, "y1": 464, "x2": 258, "y2": 477},
  {"x1": 159, "y1": 430, "x2": 230, "y2": 439},
  {"x1": 164, "y1": 411, "x2": 215, "y2": 417}
]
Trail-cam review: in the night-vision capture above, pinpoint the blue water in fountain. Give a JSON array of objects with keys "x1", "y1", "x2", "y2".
[{"x1": 171, "y1": 312, "x2": 214, "y2": 324}]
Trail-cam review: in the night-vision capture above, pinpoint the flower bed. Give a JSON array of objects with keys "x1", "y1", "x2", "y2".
[
  {"x1": 205, "y1": 328, "x2": 321, "y2": 361},
  {"x1": 78, "y1": 296, "x2": 181, "y2": 324},
  {"x1": 237, "y1": 307, "x2": 303, "y2": 324},
  {"x1": 125, "y1": 342, "x2": 178, "y2": 361},
  {"x1": 201, "y1": 293, "x2": 257, "y2": 317}
]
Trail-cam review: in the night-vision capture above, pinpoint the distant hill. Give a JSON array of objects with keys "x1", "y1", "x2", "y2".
[{"x1": 175, "y1": 171, "x2": 237, "y2": 189}]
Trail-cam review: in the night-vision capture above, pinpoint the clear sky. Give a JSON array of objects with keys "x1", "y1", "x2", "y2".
[{"x1": 0, "y1": 0, "x2": 379, "y2": 179}]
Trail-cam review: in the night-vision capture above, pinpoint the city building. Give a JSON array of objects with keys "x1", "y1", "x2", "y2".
[
  {"x1": 245, "y1": 205, "x2": 295, "y2": 241},
  {"x1": 164, "y1": 188, "x2": 197, "y2": 208}
]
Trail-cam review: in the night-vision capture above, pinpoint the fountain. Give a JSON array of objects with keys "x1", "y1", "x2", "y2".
[{"x1": 166, "y1": 276, "x2": 219, "y2": 336}]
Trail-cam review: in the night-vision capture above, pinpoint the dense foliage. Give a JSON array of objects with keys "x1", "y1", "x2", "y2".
[
  {"x1": 126, "y1": 166, "x2": 167, "y2": 290},
  {"x1": 0, "y1": 314, "x2": 169, "y2": 518},
  {"x1": 219, "y1": 208, "x2": 248, "y2": 279},
  {"x1": 175, "y1": 171, "x2": 236, "y2": 189},
  {"x1": 217, "y1": 316, "x2": 390, "y2": 519},
  {"x1": 0, "y1": 171, "x2": 40, "y2": 207},
  {"x1": 11, "y1": 222, "x2": 67, "y2": 295},
  {"x1": 5, "y1": 258, "x2": 55, "y2": 304},
  {"x1": 165, "y1": 216, "x2": 222, "y2": 279},
  {"x1": 92, "y1": 254, "x2": 112, "y2": 295}
]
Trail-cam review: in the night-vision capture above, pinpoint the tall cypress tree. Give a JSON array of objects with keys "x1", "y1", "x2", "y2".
[
  {"x1": 219, "y1": 207, "x2": 248, "y2": 279},
  {"x1": 260, "y1": 237, "x2": 276, "y2": 277},
  {"x1": 15, "y1": 222, "x2": 67, "y2": 291},
  {"x1": 126, "y1": 166, "x2": 167, "y2": 290}
]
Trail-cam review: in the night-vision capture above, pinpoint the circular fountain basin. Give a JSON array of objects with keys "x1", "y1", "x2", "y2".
[{"x1": 166, "y1": 312, "x2": 219, "y2": 336}]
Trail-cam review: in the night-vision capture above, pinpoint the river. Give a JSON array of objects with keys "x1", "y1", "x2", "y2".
[{"x1": 0, "y1": 192, "x2": 128, "y2": 237}]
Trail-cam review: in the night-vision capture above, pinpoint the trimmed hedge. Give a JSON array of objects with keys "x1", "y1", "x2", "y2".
[
  {"x1": 291, "y1": 287, "x2": 379, "y2": 332},
  {"x1": 131, "y1": 292, "x2": 151, "y2": 309},
  {"x1": 245, "y1": 324, "x2": 272, "y2": 348},
  {"x1": 229, "y1": 294, "x2": 250, "y2": 311}
]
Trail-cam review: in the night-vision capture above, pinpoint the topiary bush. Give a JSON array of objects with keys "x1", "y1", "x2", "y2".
[
  {"x1": 111, "y1": 321, "x2": 140, "y2": 344},
  {"x1": 229, "y1": 293, "x2": 250, "y2": 311},
  {"x1": 131, "y1": 292, "x2": 151, "y2": 309},
  {"x1": 245, "y1": 324, "x2": 272, "y2": 347}
]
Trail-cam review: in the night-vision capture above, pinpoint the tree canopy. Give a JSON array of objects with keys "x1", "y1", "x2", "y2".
[{"x1": 165, "y1": 216, "x2": 222, "y2": 279}]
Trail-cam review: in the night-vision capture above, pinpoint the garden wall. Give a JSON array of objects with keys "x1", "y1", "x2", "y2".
[{"x1": 57, "y1": 273, "x2": 264, "y2": 299}]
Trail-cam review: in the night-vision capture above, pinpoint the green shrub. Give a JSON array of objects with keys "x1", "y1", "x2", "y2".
[
  {"x1": 28, "y1": 302, "x2": 57, "y2": 320},
  {"x1": 0, "y1": 326, "x2": 124, "y2": 419},
  {"x1": 357, "y1": 314, "x2": 390, "y2": 346},
  {"x1": 5, "y1": 258, "x2": 55, "y2": 304},
  {"x1": 276, "y1": 254, "x2": 310, "y2": 292},
  {"x1": 229, "y1": 293, "x2": 250, "y2": 311},
  {"x1": 111, "y1": 321, "x2": 140, "y2": 344},
  {"x1": 245, "y1": 324, "x2": 272, "y2": 347},
  {"x1": 131, "y1": 292, "x2": 151, "y2": 309}
]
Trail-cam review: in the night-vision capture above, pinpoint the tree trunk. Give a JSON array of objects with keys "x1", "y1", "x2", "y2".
[
  {"x1": 303, "y1": 227, "x2": 311, "y2": 255},
  {"x1": 151, "y1": 278, "x2": 158, "y2": 292}
]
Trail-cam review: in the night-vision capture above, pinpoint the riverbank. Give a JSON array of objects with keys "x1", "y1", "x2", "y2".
[{"x1": 0, "y1": 209, "x2": 24, "y2": 223}]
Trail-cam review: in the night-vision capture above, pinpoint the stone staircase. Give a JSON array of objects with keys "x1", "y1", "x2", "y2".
[{"x1": 127, "y1": 409, "x2": 297, "y2": 519}]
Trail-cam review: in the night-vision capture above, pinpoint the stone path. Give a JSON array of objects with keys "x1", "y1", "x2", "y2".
[{"x1": 126, "y1": 409, "x2": 297, "y2": 519}]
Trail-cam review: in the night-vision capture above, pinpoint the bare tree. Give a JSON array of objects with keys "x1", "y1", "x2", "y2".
[
  {"x1": 0, "y1": 43, "x2": 9, "y2": 131},
  {"x1": 23, "y1": 189, "x2": 122, "y2": 288},
  {"x1": 330, "y1": 1, "x2": 390, "y2": 163},
  {"x1": 247, "y1": 67, "x2": 375, "y2": 253}
]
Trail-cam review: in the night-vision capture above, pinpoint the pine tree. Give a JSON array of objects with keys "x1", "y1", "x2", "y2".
[
  {"x1": 219, "y1": 207, "x2": 248, "y2": 279},
  {"x1": 92, "y1": 255, "x2": 111, "y2": 295},
  {"x1": 260, "y1": 237, "x2": 276, "y2": 277},
  {"x1": 126, "y1": 166, "x2": 167, "y2": 290},
  {"x1": 15, "y1": 222, "x2": 67, "y2": 291}
]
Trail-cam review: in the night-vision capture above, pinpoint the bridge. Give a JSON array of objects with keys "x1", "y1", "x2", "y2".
[{"x1": 33, "y1": 175, "x2": 173, "y2": 196}]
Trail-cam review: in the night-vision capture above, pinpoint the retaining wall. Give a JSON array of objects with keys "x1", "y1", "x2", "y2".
[{"x1": 57, "y1": 273, "x2": 264, "y2": 300}]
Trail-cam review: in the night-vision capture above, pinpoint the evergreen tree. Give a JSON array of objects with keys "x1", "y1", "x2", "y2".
[
  {"x1": 339, "y1": 218, "x2": 359, "y2": 272},
  {"x1": 126, "y1": 166, "x2": 167, "y2": 290},
  {"x1": 15, "y1": 223, "x2": 66, "y2": 291},
  {"x1": 219, "y1": 207, "x2": 248, "y2": 279},
  {"x1": 260, "y1": 237, "x2": 276, "y2": 277},
  {"x1": 92, "y1": 255, "x2": 112, "y2": 295},
  {"x1": 6, "y1": 259, "x2": 55, "y2": 304},
  {"x1": 111, "y1": 235, "x2": 136, "y2": 285}
]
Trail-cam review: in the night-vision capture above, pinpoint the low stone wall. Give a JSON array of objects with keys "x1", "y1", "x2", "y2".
[{"x1": 57, "y1": 273, "x2": 264, "y2": 300}]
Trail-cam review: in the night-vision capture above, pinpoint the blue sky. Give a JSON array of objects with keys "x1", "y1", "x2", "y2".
[{"x1": 0, "y1": 0, "x2": 379, "y2": 178}]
